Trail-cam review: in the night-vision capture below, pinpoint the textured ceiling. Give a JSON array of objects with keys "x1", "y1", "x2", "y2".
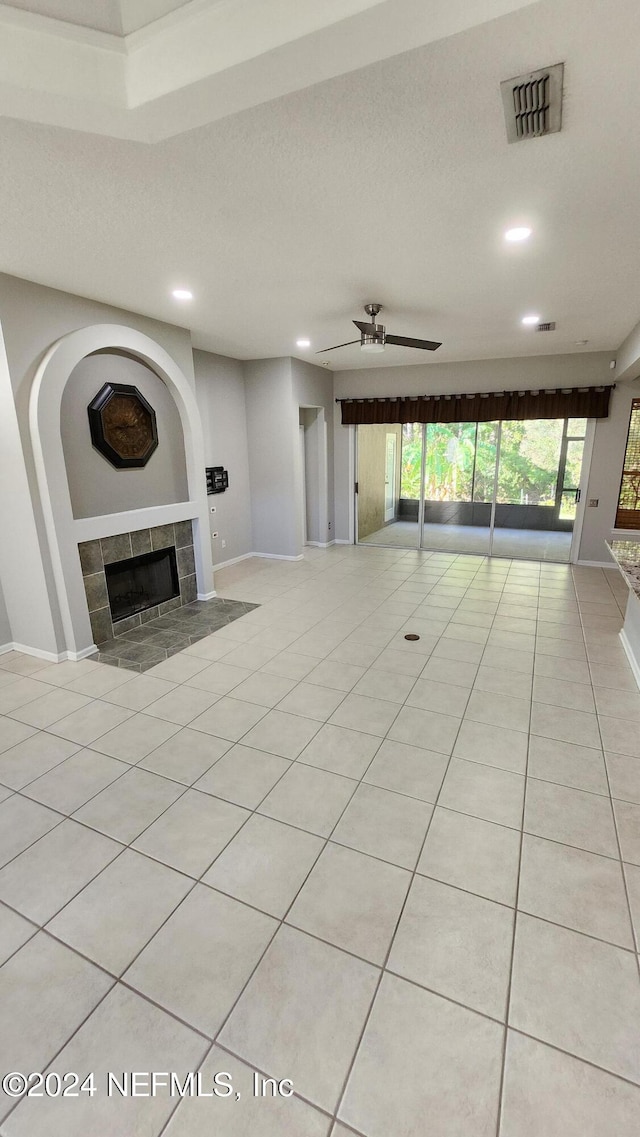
[
  {"x1": 0, "y1": 0, "x2": 639, "y2": 368},
  {"x1": 1, "y1": 0, "x2": 191, "y2": 34}
]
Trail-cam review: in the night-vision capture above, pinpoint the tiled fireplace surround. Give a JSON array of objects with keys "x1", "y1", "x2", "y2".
[{"x1": 78, "y1": 520, "x2": 197, "y2": 647}]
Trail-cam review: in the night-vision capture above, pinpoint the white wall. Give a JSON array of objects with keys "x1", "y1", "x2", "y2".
[
  {"x1": 61, "y1": 352, "x2": 189, "y2": 519},
  {"x1": 193, "y1": 349, "x2": 253, "y2": 565},
  {"x1": 299, "y1": 407, "x2": 326, "y2": 544},
  {"x1": 292, "y1": 358, "x2": 335, "y2": 544},
  {"x1": 0, "y1": 273, "x2": 199, "y2": 657},
  {"x1": 0, "y1": 578, "x2": 11, "y2": 648},
  {"x1": 193, "y1": 353, "x2": 334, "y2": 561},
  {"x1": 0, "y1": 275, "x2": 196, "y2": 401},
  {"x1": 0, "y1": 316, "x2": 63, "y2": 655},
  {"x1": 333, "y1": 351, "x2": 615, "y2": 558},
  {"x1": 244, "y1": 357, "x2": 299, "y2": 557},
  {"x1": 616, "y1": 316, "x2": 640, "y2": 382}
]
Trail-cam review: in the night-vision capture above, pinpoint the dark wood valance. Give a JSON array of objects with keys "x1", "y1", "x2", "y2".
[{"x1": 338, "y1": 385, "x2": 614, "y2": 426}]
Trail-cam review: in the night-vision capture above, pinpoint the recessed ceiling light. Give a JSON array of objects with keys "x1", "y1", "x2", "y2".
[
  {"x1": 575, "y1": 339, "x2": 589, "y2": 346},
  {"x1": 296, "y1": 338, "x2": 311, "y2": 348},
  {"x1": 172, "y1": 289, "x2": 193, "y2": 300},
  {"x1": 505, "y1": 227, "x2": 532, "y2": 242},
  {"x1": 521, "y1": 314, "x2": 540, "y2": 325}
]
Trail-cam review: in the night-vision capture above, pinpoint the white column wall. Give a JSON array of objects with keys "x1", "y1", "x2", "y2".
[
  {"x1": 244, "y1": 357, "x2": 300, "y2": 558},
  {"x1": 0, "y1": 321, "x2": 62, "y2": 657}
]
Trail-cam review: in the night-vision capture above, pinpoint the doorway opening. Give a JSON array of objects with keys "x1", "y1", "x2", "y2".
[
  {"x1": 298, "y1": 406, "x2": 329, "y2": 548},
  {"x1": 356, "y1": 416, "x2": 588, "y2": 562}
]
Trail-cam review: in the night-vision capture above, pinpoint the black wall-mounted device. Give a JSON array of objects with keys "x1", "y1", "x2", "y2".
[{"x1": 206, "y1": 467, "x2": 229, "y2": 494}]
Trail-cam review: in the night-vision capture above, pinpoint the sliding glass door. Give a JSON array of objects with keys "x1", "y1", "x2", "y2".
[
  {"x1": 356, "y1": 416, "x2": 586, "y2": 562},
  {"x1": 420, "y1": 422, "x2": 496, "y2": 556},
  {"x1": 491, "y1": 418, "x2": 586, "y2": 560}
]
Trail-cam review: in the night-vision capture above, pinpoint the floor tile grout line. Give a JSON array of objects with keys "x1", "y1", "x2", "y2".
[
  {"x1": 2, "y1": 545, "x2": 636, "y2": 1132},
  {"x1": 495, "y1": 610, "x2": 535, "y2": 1137},
  {"x1": 9, "y1": 659, "x2": 385, "y2": 1101},
  {"x1": 577, "y1": 588, "x2": 640, "y2": 976},
  {"x1": 0, "y1": 970, "x2": 124, "y2": 1128},
  {"x1": 0, "y1": 733, "x2": 336, "y2": 1125},
  {"x1": 178, "y1": 551, "x2": 478, "y2": 1074},
  {"x1": 1, "y1": 745, "x2": 133, "y2": 808},
  {"x1": 0, "y1": 903, "x2": 41, "y2": 969},
  {"x1": 1, "y1": 722, "x2": 279, "y2": 975},
  {"x1": 327, "y1": 575, "x2": 508, "y2": 1131},
  {"x1": 149, "y1": 719, "x2": 385, "y2": 1136},
  {"x1": 17, "y1": 657, "x2": 640, "y2": 778},
  {"x1": 156, "y1": 1044, "x2": 338, "y2": 1137},
  {"x1": 2, "y1": 572, "x2": 542, "y2": 822},
  {"x1": 34, "y1": 720, "x2": 309, "y2": 985},
  {"x1": 387, "y1": 564, "x2": 534, "y2": 1137},
  {"x1": 5, "y1": 868, "x2": 640, "y2": 1118},
  {"x1": 0, "y1": 801, "x2": 69, "y2": 873}
]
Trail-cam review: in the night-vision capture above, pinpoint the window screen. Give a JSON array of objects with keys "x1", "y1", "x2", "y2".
[{"x1": 615, "y1": 398, "x2": 640, "y2": 530}]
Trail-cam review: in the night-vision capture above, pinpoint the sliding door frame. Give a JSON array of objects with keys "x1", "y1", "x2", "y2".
[{"x1": 354, "y1": 418, "x2": 592, "y2": 563}]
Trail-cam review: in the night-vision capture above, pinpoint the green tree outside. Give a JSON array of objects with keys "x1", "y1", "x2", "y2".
[{"x1": 400, "y1": 418, "x2": 584, "y2": 508}]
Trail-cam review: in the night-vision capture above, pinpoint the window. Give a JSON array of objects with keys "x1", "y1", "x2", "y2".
[{"x1": 616, "y1": 399, "x2": 640, "y2": 530}]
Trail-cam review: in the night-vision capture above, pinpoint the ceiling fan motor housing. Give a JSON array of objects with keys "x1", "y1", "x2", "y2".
[{"x1": 361, "y1": 323, "x2": 386, "y2": 351}]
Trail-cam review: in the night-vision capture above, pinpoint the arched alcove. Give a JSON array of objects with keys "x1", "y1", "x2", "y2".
[
  {"x1": 61, "y1": 350, "x2": 189, "y2": 519},
  {"x1": 29, "y1": 324, "x2": 214, "y2": 657}
]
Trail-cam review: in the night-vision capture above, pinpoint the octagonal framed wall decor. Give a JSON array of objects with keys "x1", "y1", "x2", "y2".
[{"x1": 88, "y1": 381, "x2": 158, "y2": 469}]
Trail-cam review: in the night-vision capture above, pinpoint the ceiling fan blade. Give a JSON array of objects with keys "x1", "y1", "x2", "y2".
[
  {"x1": 315, "y1": 339, "x2": 360, "y2": 354},
  {"x1": 353, "y1": 320, "x2": 377, "y2": 334},
  {"x1": 385, "y1": 333, "x2": 442, "y2": 351}
]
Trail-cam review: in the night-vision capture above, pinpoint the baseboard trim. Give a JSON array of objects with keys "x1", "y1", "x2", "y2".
[
  {"x1": 66, "y1": 645, "x2": 99, "y2": 662},
  {"x1": 213, "y1": 550, "x2": 307, "y2": 570},
  {"x1": 333, "y1": 539, "x2": 352, "y2": 545},
  {"x1": 197, "y1": 591, "x2": 217, "y2": 600},
  {"x1": 0, "y1": 641, "x2": 100, "y2": 664},
  {"x1": 212, "y1": 552, "x2": 256, "y2": 571},
  {"x1": 620, "y1": 630, "x2": 640, "y2": 690},
  {"x1": 4, "y1": 641, "x2": 65, "y2": 663},
  {"x1": 254, "y1": 553, "x2": 304, "y2": 561},
  {"x1": 575, "y1": 560, "x2": 616, "y2": 569}
]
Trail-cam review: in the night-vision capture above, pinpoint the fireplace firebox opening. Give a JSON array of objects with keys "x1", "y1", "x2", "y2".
[{"x1": 105, "y1": 546, "x2": 180, "y2": 622}]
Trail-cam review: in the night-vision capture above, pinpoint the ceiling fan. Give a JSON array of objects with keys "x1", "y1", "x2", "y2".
[{"x1": 317, "y1": 303, "x2": 441, "y2": 355}]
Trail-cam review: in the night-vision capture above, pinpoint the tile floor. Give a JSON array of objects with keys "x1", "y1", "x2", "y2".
[
  {"x1": 0, "y1": 544, "x2": 639, "y2": 1136},
  {"x1": 95, "y1": 597, "x2": 259, "y2": 672}
]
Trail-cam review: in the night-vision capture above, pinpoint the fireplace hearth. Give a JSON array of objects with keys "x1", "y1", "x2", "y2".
[{"x1": 105, "y1": 546, "x2": 179, "y2": 622}]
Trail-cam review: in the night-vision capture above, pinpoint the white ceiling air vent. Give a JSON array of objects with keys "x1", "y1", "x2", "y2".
[
  {"x1": 536, "y1": 322, "x2": 556, "y2": 332},
  {"x1": 501, "y1": 63, "x2": 564, "y2": 143}
]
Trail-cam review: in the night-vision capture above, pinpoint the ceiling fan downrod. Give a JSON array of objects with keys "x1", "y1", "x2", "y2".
[{"x1": 361, "y1": 302, "x2": 386, "y2": 351}]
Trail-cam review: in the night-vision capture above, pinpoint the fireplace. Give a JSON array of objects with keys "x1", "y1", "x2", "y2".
[
  {"x1": 79, "y1": 522, "x2": 197, "y2": 644},
  {"x1": 105, "y1": 546, "x2": 180, "y2": 622}
]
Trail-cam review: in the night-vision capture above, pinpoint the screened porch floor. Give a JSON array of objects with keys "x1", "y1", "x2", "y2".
[{"x1": 360, "y1": 521, "x2": 573, "y2": 562}]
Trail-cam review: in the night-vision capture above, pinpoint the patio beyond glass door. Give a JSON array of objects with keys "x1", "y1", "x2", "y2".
[
  {"x1": 491, "y1": 418, "x2": 586, "y2": 561},
  {"x1": 420, "y1": 422, "x2": 496, "y2": 557},
  {"x1": 356, "y1": 416, "x2": 586, "y2": 561}
]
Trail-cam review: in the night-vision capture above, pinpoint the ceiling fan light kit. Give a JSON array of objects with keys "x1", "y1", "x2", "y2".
[{"x1": 317, "y1": 303, "x2": 441, "y2": 355}]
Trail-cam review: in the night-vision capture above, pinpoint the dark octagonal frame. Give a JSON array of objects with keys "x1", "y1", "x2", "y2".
[{"x1": 87, "y1": 382, "x2": 158, "y2": 469}]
